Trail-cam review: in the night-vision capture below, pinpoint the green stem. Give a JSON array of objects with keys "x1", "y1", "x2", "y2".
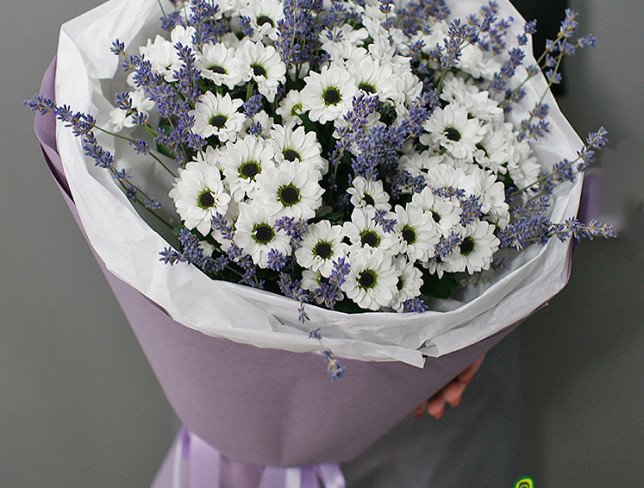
[
  {"x1": 94, "y1": 125, "x2": 177, "y2": 177},
  {"x1": 538, "y1": 49, "x2": 565, "y2": 105},
  {"x1": 149, "y1": 151, "x2": 177, "y2": 177},
  {"x1": 113, "y1": 174, "x2": 173, "y2": 230},
  {"x1": 157, "y1": 0, "x2": 167, "y2": 18},
  {"x1": 501, "y1": 33, "x2": 566, "y2": 108},
  {"x1": 287, "y1": 0, "x2": 298, "y2": 78},
  {"x1": 141, "y1": 202, "x2": 174, "y2": 230},
  {"x1": 435, "y1": 40, "x2": 471, "y2": 93},
  {"x1": 511, "y1": 154, "x2": 583, "y2": 196},
  {"x1": 143, "y1": 123, "x2": 158, "y2": 138},
  {"x1": 435, "y1": 69, "x2": 449, "y2": 93},
  {"x1": 245, "y1": 81, "x2": 255, "y2": 101},
  {"x1": 224, "y1": 262, "x2": 244, "y2": 279}
]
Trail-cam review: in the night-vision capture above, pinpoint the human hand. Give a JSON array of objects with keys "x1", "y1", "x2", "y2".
[{"x1": 413, "y1": 354, "x2": 486, "y2": 420}]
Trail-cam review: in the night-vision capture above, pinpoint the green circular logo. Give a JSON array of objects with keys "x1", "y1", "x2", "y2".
[{"x1": 514, "y1": 476, "x2": 534, "y2": 488}]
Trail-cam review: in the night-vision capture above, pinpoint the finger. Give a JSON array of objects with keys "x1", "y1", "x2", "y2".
[
  {"x1": 413, "y1": 404, "x2": 426, "y2": 418},
  {"x1": 427, "y1": 397, "x2": 446, "y2": 420},
  {"x1": 459, "y1": 354, "x2": 486, "y2": 382},
  {"x1": 443, "y1": 381, "x2": 468, "y2": 407},
  {"x1": 458, "y1": 354, "x2": 486, "y2": 384}
]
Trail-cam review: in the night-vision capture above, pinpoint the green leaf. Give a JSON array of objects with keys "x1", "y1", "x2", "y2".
[
  {"x1": 421, "y1": 272, "x2": 458, "y2": 299},
  {"x1": 325, "y1": 210, "x2": 345, "y2": 223},
  {"x1": 156, "y1": 143, "x2": 175, "y2": 159},
  {"x1": 333, "y1": 299, "x2": 364, "y2": 314}
]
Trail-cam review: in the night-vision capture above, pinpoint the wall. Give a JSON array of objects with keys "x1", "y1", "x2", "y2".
[{"x1": 518, "y1": 0, "x2": 644, "y2": 484}]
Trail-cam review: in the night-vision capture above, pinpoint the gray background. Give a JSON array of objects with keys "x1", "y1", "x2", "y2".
[{"x1": 1, "y1": 1, "x2": 642, "y2": 486}]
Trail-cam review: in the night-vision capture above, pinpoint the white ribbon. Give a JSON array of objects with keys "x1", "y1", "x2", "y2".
[{"x1": 169, "y1": 430, "x2": 346, "y2": 488}]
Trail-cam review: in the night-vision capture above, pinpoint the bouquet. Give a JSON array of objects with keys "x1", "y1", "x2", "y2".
[{"x1": 28, "y1": 0, "x2": 614, "y2": 485}]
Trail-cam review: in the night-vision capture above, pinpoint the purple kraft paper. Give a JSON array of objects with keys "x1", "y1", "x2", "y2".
[{"x1": 35, "y1": 58, "x2": 561, "y2": 476}]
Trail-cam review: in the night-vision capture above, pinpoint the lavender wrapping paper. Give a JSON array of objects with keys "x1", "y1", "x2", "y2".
[{"x1": 35, "y1": 57, "x2": 563, "y2": 471}]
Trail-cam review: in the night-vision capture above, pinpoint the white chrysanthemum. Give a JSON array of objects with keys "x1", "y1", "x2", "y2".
[
  {"x1": 270, "y1": 125, "x2": 327, "y2": 173},
  {"x1": 392, "y1": 71, "x2": 424, "y2": 114},
  {"x1": 242, "y1": 110, "x2": 274, "y2": 138},
  {"x1": 240, "y1": 0, "x2": 283, "y2": 41},
  {"x1": 301, "y1": 269, "x2": 323, "y2": 299},
  {"x1": 394, "y1": 204, "x2": 440, "y2": 262},
  {"x1": 301, "y1": 268, "x2": 347, "y2": 305},
  {"x1": 464, "y1": 168, "x2": 510, "y2": 228},
  {"x1": 467, "y1": 94, "x2": 505, "y2": 126},
  {"x1": 346, "y1": 56, "x2": 396, "y2": 100},
  {"x1": 399, "y1": 152, "x2": 443, "y2": 177},
  {"x1": 333, "y1": 109, "x2": 381, "y2": 137},
  {"x1": 366, "y1": 1, "x2": 399, "y2": 20},
  {"x1": 341, "y1": 248, "x2": 399, "y2": 311},
  {"x1": 194, "y1": 145, "x2": 225, "y2": 172},
  {"x1": 344, "y1": 207, "x2": 398, "y2": 254},
  {"x1": 389, "y1": 26, "x2": 413, "y2": 56},
  {"x1": 295, "y1": 221, "x2": 349, "y2": 277},
  {"x1": 440, "y1": 72, "x2": 479, "y2": 102},
  {"x1": 415, "y1": 21, "x2": 450, "y2": 57},
  {"x1": 440, "y1": 74, "x2": 504, "y2": 125},
  {"x1": 362, "y1": 9, "x2": 386, "y2": 29},
  {"x1": 411, "y1": 188, "x2": 463, "y2": 237},
  {"x1": 443, "y1": 221, "x2": 500, "y2": 274},
  {"x1": 320, "y1": 24, "x2": 369, "y2": 52},
  {"x1": 109, "y1": 89, "x2": 155, "y2": 132},
  {"x1": 197, "y1": 43, "x2": 246, "y2": 89},
  {"x1": 508, "y1": 139, "x2": 541, "y2": 191},
  {"x1": 219, "y1": 32, "x2": 242, "y2": 48},
  {"x1": 367, "y1": 32, "x2": 411, "y2": 71},
  {"x1": 276, "y1": 90, "x2": 304, "y2": 126},
  {"x1": 171, "y1": 24, "x2": 196, "y2": 47},
  {"x1": 254, "y1": 161, "x2": 324, "y2": 220},
  {"x1": 473, "y1": 126, "x2": 511, "y2": 174},
  {"x1": 139, "y1": 36, "x2": 177, "y2": 81},
  {"x1": 233, "y1": 203, "x2": 291, "y2": 268},
  {"x1": 436, "y1": 153, "x2": 474, "y2": 173},
  {"x1": 390, "y1": 257, "x2": 424, "y2": 312},
  {"x1": 421, "y1": 103, "x2": 485, "y2": 162},
  {"x1": 221, "y1": 135, "x2": 275, "y2": 202},
  {"x1": 347, "y1": 177, "x2": 391, "y2": 211},
  {"x1": 320, "y1": 24, "x2": 369, "y2": 47},
  {"x1": 287, "y1": 62, "x2": 312, "y2": 82},
  {"x1": 132, "y1": 88, "x2": 155, "y2": 112},
  {"x1": 109, "y1": 109, "x2": 130, "y2": 132},
  {"x1": 422, "y1": 255, "x2": 452, "y2": 279},
  {"x1": 457, "y1": 44, "x2": 502, "y2": 80},
  {"x1": 324, "y1": 41, "x2": 369, "y2": 66},
  {"x1": 198, "y1": 240, "x2": 216, "y2": 258},
  {"x1": 169, "y1": 161, "x2": 231, "y2": 236},
  {"x1": 190, "y1": 92, "x2": 245, "y2": 142},
  {"x1": 139, "y1": 26, "x2": 196, "y2": 82},
  {"x1": 238, "y1": 41, "x2": 286, "y2": 102},
  {"x1": 300, "y1": 65, "x2": 357, "y2": 124},
  {"x1": 425, "y1": 163, "x2": 470, "y2": 193},
  {"x1": 400, "y1": 139, "x2": 417, "y2": 155},
  {"x1": 177, "y1": 1, "x2": 230, "y2": 20}
]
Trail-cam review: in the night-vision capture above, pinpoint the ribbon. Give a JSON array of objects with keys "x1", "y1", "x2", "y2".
[
  {"x1": 259, "y1": 465, "x2": 345, "y2": 488},
  {"x1": 167, "y1": 429, "x2": 346, "y2": 488}
]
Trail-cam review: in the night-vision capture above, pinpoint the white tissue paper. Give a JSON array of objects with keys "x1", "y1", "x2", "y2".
[{"x1": 55, "y1": 0, "x2": 584, "y2": 367}]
